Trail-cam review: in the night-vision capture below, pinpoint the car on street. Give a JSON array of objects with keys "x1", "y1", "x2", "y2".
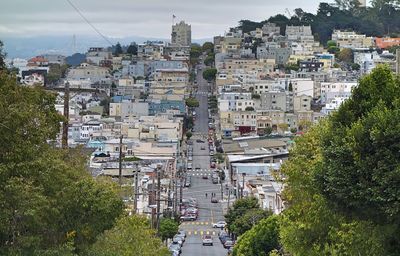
[
  {"x1": 200, "y1": 146, "x2": 206, "y2": 150},
  {"x1": 168, "y1": 243, "x2": 182, "y2": 254},
  {"x1": 220, "y1": 234, "x2": 231, "y2": 244},
  {"x1": 196, "y1": 139, "x2": 205, "y2": 143},
  {"x1": 202, "y1": 174, "x2": 209, "y2": 179},
  {"x1": 195, "y1": 165, "x2": 201, "y2": 171},
  {"x1": 187, "y1": 162, "x2": 192, "y2": 170},
  {"x1": 177, "y1": 230, "x2": 186, "y2": 238},
  {"x1": 173, "y1": 235, "x2": 184, "y2": 246},
  {"x1": 209, "y1": 151, "x2": 214, "y2": 156},
  {"x1": 212, "y1": 221, "x2": 226, "y2": 228},
  {"x1": 211, "y1": 197, "x2": 218, "y2": 203},
  {"x1": 210, "y1": 162, "x2": 216, "y2": 168},
  {"x1": 187, "y1": 140, "x2": 193, "y2": 145},
  {"x1": 180, "y1": 214, "x2": 196, "y2": 221},
  {"x1": 223, "y1": 239, "x2": 235, "y2": 249},
  {"x1": 202, "y1": 235, "x2": 213, "y2": 246}
]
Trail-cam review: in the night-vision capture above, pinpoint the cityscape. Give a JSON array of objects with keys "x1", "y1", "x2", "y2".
[{"x1": 1, "y1": 0, "x2": 400, "y2": 255}]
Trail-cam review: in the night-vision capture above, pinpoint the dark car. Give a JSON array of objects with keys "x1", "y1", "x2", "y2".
[
  {"x1": 211, "y1": 197, "x2": 218, "y2": 203},
  {"x1": 196, "y1": 139, "x2": 205, "y2": 143}
]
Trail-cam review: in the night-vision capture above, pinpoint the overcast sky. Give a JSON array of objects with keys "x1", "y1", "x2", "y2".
[{"x1": 0, "y1": 0, "x2": 333, "y2": 39}]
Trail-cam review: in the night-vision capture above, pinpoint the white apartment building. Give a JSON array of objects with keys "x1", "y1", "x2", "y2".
[
  {"x1": 171, "y1": 21, "x2": 191, "y2": 47},
  {"x1": 320, "y1": 82, "x2": 357, "y2": 103}
]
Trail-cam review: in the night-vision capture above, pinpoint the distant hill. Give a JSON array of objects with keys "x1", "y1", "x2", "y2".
[{"x1": 2, "y1": 35, "x2": 211, "y2": 59}]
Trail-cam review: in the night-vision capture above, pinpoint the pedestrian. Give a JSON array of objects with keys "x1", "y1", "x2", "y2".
[{"x1": 205, "y1": 193, "x2": 208, "y2": 198}]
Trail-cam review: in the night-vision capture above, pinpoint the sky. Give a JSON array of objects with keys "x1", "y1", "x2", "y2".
[{"x1": 0, "y1": 0, "x2": 331, "y2": 40}]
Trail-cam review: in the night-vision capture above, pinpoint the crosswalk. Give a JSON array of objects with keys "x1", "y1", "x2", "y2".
[
  {"x1": 186, "y1": 230, "x2": 218, "y2": 236},
  {"x1": 180, "y1": 221, "x2": 210, "y2": 226},
  {"x1": 186, "y1": 169, "x2": 217, "y2": 177},
  {"x1": 195, "y1": 91, "x2": 209, "y2": 95}
]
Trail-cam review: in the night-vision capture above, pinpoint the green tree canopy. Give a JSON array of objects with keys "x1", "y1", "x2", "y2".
[
  {"x1": 225, "y1": 197, "x2": 260, "y2": 235},
  {"x1": 126, "y1": 43, "x2": 138, "y2": 55},
  {"x1": 114, "y1": 42, "x2": 123, "y2": 56},
  {"x1": 278, "y1": 66, "x2": 400, "y2": 255},
  {"x1": 230, "y1": 208, "x2": 271, "y2": 237},
  {"x1": 202, "y1": 68, "x2": 217, "y2": 81},
  {"x1": 158, "y1": 218, "x2": 179, "y2": 242},
  {"x1": 88, "y1": 215, "x2": 170, "y2": 256},
  {"x1": 202, "y1": 42, "x2": 214, "y2": 53},
  {"x1": 233, "y1": 215, "x2": 280, "y2": 256},
  {"x1": 185, "y1": 97, "x2": 199, "y2": 108}
]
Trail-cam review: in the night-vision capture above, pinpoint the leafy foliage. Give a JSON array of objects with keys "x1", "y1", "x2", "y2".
[
  {"x1": 0, "y1": 71, "x2": 125, "y2": 254},
  {"x1": 158, "y1": 218, "x2": 179, "y2": 242},
  {"x1": 233, "y1": 215, "x2": 280, "y2": 256},
  {"x1": 88, "y1": 215, "x2": 170, "y2": 256},
  {"x1": 185, "y1": 97, "x2": 199, "y2": 108},
  {"x1": 278, "y1": 66, "x2": 400, "y2": 255},
  {"x1": 202, "y1": 68, "x2": 217, "y2": 81},
  {"x1": 225, "y1": 197, "x2": 260, "y2": 236}
]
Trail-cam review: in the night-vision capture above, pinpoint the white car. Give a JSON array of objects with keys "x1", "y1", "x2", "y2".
[
  {"x1": 202, "y1": 235, "x2": 213, "y2": 246},
  {"x1": 212, "y1": 221, "x2": 226, "y2": 228}
]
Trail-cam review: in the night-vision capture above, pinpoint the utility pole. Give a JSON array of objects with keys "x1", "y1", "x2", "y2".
[
  {"x1": 241, "y1": 173, "x2": 246, "y2": 198},
  {"x1": 118, "y1": 135, "x2": 123, "y2": 185},
  {"x1": 156, "y1": 164, "x2": 162, "y2": 231},
  {"x1": 179, "y1": 174, "x2": 183, "y2": 212},
  {"x1": 150, "y1": 173, "x2": 156, "y2": 229},
  {"x1": 62, "y1": 82, "x2": 70, "y2": 148},
  {"x1": 133, "y1": 163, "x2": 139, "y2": 214},
  {"x1": 174, "y1": 169, "x2": 179, "y2": 216}
]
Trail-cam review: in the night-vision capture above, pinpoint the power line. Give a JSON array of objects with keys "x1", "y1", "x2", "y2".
[{"x1": 65, "y1": 0, "x2": 114, "y2": 46}]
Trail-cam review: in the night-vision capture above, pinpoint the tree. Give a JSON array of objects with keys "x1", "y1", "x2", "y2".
[
  {"x1": 264, "y1": 126, "x2": 273, "y2": 135},
  {"x1": 88, "y1": 215, "x2": 170, "y2": 256},
  {"x1": 158, "y1": 218, "x2": 179, "y2": 243},
  {"x1": 317, "y1": 66, "x2": 400, "y2": 223},
  {"x1": 290, "y1": 127, "x2": 297, "y2": 134},
  {"x1": 202, "y1": 68, "x2": 217, "y2": 81},
  {"x1": 233, "y1": 215, "x2": 280, "y2": 256},
  {"x1": 0, "y1": 71, "x2": 125, "y2": 254},
  {"x1": 186, "y1": 131, "x2": 192, "y2": 140},
  {"x1": 114, "y1": 42, "x2": 123, "y2": 56},
  {"x1": 351, "y1": 63, "x2": 360, "y2": 70},
  {"x1": 230, "y1": 208, "x2": 271, "y2": 237},
  {"x1": 245, "y1": 106, "x2": 255, "y2": 111},
  {"x1": 225, "y1": 197, "x2": 260, "y2": 235},
  {"x1": 202, "y1": 42, "x2": 214, "y2": 53},
  {"x1": 185, "y1": 97, "x2": 199, "y2": 108},
  {"x1": 278, "y1": 66, "x2": 400, "y2": 256},
  {"x1": 204, "y1": 55, "x2": 215, "y2": 66},
  {"x1": 47, "y1": 64, "x2": 69, "y2": 84},
  {"x1": 126, "y1": 43, "x2": 138, "y2": 55},
  {"x1": 336, "y1": 48, "x2": 353, "y2": 63}
]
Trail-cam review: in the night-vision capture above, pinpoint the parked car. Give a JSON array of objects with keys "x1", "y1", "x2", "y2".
[
  {"x1": 187, "y1": 140, "x2": 193, "y2": 145},
  {"x1": 184, "y1": 177, "x2": 191, "y2": 187},
  {"x1": 212, "y1": 221, "x2": 227, "y2": 228},
  {"x1": 220, "y1": 234, "x2": 230, "y2": 244},
  {"x1": 210, "y1": 162, "x2": 216, "y2": 168},
  {"x1": 211, "y1": 197, "x2": 218, "y2": 203},
  {"x1": 168, "y1": 243, "x2": 182, "y2": 254},
  {"x1": 202, "y1": 235, "x2": 213, "y2": 246},
  {"x1": 223, "y1": 239, "x2": 235, "y2": 249},
  {"x1": 218, "y1": 230, "x2": 228, "y2": 239},
  {"x1": 180, "y1": 214, "x2": 196, "y2": 221},
  {"x1": 200, "y1": 146, "x2": 206, "y2": 150},
  {"x1": 177, "y1": 230, "x2": 186, "y2": 238},
  {"x1": 202, "y1": 174, "x2": 209, "y2": 179},
  {"x1": 196, "y1": 139, "x2": 205, "y2": 143},
  {"x1": 209, "y1": 151, "x2": 214, "y2": 156},
  {"x1": 173, "y1": 235, "x2": 184, "y2": 246},
  {"x1": 212, "y1": 177, "x2": 219, "y2": 184}
]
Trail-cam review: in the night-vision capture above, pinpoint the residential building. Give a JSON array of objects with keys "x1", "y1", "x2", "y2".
[
  {"x1": 171, "y1": 21, "x2": 191, "y2": 47},
  {"x1": 320, "y1": 82, "x2": 357, "y2": 103},
  {"x1": 332, "y1": 30, "x2": 373, "y2": 49},
  {"x1": 375, "y1": 37, "x2": 400, "y2": 49},
  {"x1": 86, "y1": 47, "x2": 112, "y2": 65}
]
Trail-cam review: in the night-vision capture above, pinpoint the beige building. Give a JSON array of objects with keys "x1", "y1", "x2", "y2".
[
  {"x1": 332, "y1": 30, "x2": 373, "y2": 49},
  {"x1": 171, "y1": 21, "x2": 191, "y2": 47}
]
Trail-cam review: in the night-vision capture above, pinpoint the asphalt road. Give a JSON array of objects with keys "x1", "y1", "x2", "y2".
[{"x1": 180, "y1": 64, "x2": 228, "y2": 256}]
